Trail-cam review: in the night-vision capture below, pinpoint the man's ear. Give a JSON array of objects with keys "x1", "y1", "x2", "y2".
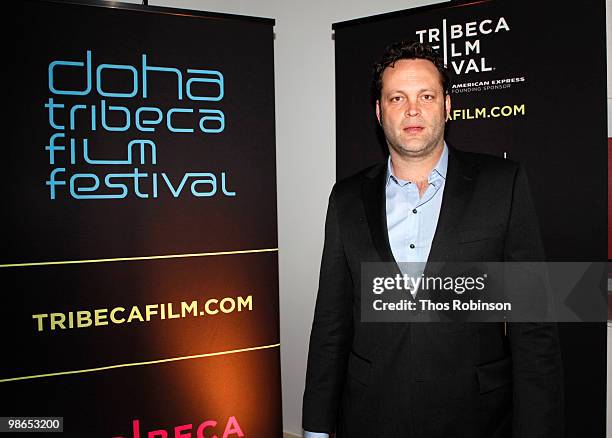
[
  {"x1": 376, "y1": 100, "x2": 382, "y2": 126},
  {"x1": 445, "y1": 94, "x2": 451, "y2": 120}
]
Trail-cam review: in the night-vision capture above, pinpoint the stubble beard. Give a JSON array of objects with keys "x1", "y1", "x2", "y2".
[{"x1": 384, "y1": 121, "x2": 445, "y2": 161}]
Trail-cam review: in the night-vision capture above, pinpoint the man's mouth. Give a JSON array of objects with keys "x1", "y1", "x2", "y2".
[{"x1": 403, "y1": 126, "x2": 424, "y2": 134}]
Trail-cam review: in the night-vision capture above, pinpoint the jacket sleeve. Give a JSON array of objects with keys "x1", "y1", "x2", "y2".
[
  {"x1": 505, "y1": 165, "x2": 564, "y2": 438},
  {"x1": 302, "y1": 186, "x2": 354, "y2": 433}
]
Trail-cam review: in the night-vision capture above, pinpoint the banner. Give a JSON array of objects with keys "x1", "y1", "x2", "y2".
[
  {"x1": 333, "y1": 0, "x2": 607, "y2": 436},
  {"x1": 1, "y1": 1, "x2": 281, "y2": 436}
]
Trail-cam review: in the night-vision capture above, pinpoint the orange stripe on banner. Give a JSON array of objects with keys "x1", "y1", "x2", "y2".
[
  {"x1": 0, "y1": 248, "x2": 279, "y2": 268},
  {"x1": 0, "y1": 343, "x2": 281, "y2": 383}
]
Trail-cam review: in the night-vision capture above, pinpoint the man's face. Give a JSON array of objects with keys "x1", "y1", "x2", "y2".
[{"x1": 376, "y1": 58, "x2": 450, "y2": 159}]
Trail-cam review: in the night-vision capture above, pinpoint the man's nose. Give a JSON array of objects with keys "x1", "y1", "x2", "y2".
[{"x1": 404, "y1": 99, "x2": 420, "y2": 116}]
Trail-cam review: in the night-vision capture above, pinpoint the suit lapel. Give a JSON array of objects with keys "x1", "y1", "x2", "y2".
[
  {"x1": 425, "y1": 147, "x2": 478, "y2": 321},
  {"x1": 362, "y1": 163, "x2": 396, "y2": 263},
  {"x1": 427, "y1": 146, "x2": 476, "y2": 263}
]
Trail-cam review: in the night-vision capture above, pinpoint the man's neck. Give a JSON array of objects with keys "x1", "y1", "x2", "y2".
[{"x1": 390, "y1": 143, "x2": 444, "y2": 184}]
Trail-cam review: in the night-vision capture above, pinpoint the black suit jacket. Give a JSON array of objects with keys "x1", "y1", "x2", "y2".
[{"x1": 302, "y1": 146, "x2": 563, "y2": 437}]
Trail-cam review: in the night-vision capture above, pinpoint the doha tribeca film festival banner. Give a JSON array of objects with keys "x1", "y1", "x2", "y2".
[
  {"x1": 333, "y1": 0, "x2": 607, "y2": 436},
  {"x1": 1, "y1": 1, "x2": 281, "y2": 436}
]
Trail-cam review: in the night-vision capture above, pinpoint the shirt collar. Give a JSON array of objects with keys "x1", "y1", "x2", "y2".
[{"x1": 386, "y1": 143, "x2": 448, "y2": 187}]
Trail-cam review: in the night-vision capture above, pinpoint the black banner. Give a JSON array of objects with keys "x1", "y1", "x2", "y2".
[
  {"x1": 1, "y1": 1, "x2": 281, "y2": 436},
  {"x1": 334, "y1": 1, "x2": 607, "y2": 436}
]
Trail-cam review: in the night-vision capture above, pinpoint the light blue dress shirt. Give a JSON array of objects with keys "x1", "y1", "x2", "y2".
[
  {"x1": 386, "y1": 144, "x2": 447, "y2": 264},
  {"x1": 303, "y1": 145, "x2": 448, "y2": 438}
]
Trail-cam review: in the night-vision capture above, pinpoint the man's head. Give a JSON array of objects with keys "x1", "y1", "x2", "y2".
[{"x1": 373, "y1": 41, "x2": 451, "y2": 160}]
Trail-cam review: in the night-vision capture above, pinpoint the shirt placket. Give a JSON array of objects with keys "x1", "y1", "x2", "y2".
[{"x1": 403, "y1": 183, "x2": 420, "y2": 262}]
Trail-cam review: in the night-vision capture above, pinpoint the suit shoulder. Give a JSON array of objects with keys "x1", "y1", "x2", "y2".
[
  {"x1": 330, "y1": 162, "x2": 385, "y2": 199},
  {"x1": 453, "y1": 149, "x2": 522, "y2": 183},
  {"x1": 455, "y1": 149, "x2": 518, "y2": 171}
]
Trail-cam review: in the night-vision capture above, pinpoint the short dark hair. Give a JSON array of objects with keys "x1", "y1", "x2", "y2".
[{"x1": 372, "y1": 40, "x2": 450, "y2": 103}]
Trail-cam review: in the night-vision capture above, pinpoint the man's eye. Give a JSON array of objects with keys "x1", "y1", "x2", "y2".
[
  {"x1": 390, "y1": 96, "x2": 402, "y2": 102},
  {"x1": 422, "y1": 94, "x2": 434, "y2": 100}
]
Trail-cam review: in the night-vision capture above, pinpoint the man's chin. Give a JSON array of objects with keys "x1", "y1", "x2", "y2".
[{"x1": 391, "y1": 142, "x2": 439, "y2": 159}]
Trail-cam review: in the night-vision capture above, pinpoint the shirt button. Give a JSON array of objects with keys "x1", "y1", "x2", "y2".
[
  {"x1": 412, "y1": 209, "x2": 417, "y2": 214},
  {"x1": 410, "y1": 243, "x2": 415, "y2": 249}
]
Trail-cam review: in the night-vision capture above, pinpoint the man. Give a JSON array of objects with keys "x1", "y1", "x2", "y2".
[{"x1": 302, "y1": 41, "x2": 563, "y2": 437}]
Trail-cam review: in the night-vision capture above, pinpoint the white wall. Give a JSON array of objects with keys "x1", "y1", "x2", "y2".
[{"x1": 113, "y1": 0, "x2": 612, "y2": 435}]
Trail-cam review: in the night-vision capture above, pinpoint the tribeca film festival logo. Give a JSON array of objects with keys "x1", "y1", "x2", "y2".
[
  {"x1": 45, "y1": 50, "x2": 236, "y2": 200},
  {"x1": 416, "y1": 16, "x2": 510, "y2": 74}
]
